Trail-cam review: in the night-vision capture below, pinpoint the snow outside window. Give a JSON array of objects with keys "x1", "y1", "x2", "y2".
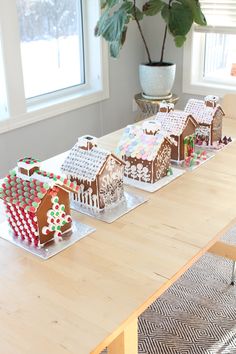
[
  {"x1": 183, "y1": 1, "x2": 236, "y2": 97},
  {"x1": 0, "y1": 0, "x2": 109, "y2": 133}
]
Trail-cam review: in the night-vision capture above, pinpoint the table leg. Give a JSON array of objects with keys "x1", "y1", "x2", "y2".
[
  {"x1": 231, "y1": 261, "x2": 235, "y2": 285},
  {"x1": 107, "y1": 317, "x2": 138, "y2": 354}
]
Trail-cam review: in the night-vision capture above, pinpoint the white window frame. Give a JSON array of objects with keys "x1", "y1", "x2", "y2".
[
  {"x1": 183, "y1": 0, "x2": 236, "y2": 97},
  {"x1": 183, "y1": 27, "x2": 236, "y2": 97},
  {"x1": 0, "y1": 0, "x2": 109, "y2": 134}
]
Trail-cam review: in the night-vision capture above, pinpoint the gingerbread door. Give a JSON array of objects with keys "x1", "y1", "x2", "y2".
[{"x1": 183, "y1": 135, "x2": 195, "y2": 159}]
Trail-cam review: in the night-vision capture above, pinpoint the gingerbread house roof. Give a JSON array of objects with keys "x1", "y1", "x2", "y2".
[
  {"x1": 156, "y1": 111, "x2": 198, "y2": 136},
  {"x1": 116, "y1": 124, "x2": 171, "y2": 162},
  {"x1": 61, "y1": 141, "x2": 122, "y2": 183},
  {"x1": 184, "y1": 99, "x2": 224, "y2": 125},
  {"x1": 0, "y1": 164, "x2": 79, "y2": 214}
]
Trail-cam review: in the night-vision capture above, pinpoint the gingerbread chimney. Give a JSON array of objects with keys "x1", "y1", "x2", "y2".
[
  {"x1": 204, "y1": 95, "x2": 219, "y2": 108},
  {"x1": 159, "y1": 101, "x2": 174, "y2": 113},
  {"x1": 142, "y1": 120, "x2": 162, "y2": 136},
  {"x1": 17, "y1": 157, "x2": 40, "y2": 178},
  {"x1": 77, "y1": 135, "x2": 97, "y2": 151}
]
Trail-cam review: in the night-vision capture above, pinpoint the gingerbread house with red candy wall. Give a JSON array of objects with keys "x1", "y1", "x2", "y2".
[
  {"x1": 116, "y1": 120, "x2": 172, "y2": 183},
  {"x1": 61, "y1": 136, "x2": 125, "y2": 210},
  {"x1": 155, "y1": 103, "x2": 198, "y2": 162},
  {"x1": 184, "y1": 95, "x2": 225, "y2": 146},
  {"x1": 0, "y1": 158, "x2": 79, "y2": 247}
]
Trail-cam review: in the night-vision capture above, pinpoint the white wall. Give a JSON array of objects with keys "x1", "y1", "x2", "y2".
[
  {"x1": 143, "y1": 16, "x2": 204, "y2": 109},
  {"x1": 0, "y1": 22, "x2": 144, "y2": 177}
]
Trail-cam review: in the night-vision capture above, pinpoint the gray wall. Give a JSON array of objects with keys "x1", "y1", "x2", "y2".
[{"x1": 0, "y1": 22, "x2": 144, "y2": 177}]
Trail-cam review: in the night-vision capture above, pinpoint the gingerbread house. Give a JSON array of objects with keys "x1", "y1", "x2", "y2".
[
  {"x1": 0, "y1": 157, "x2": 79, "y2": 247},
  {"x1": 61, "y1": 136, "x2": 125, "y2": 210},
  {"x1": 156, "y1": 107, "x2": 198, "y2": 162},
  {"x1": 116, "y1": 120, "x2": 172, "y2": 183},
  {"x1": 184, "y1": 95, "x2": 225, "y2": 145}
]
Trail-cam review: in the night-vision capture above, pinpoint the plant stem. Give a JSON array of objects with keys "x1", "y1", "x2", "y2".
[
  {"x1": 133, "y1": 0, "x2": 152, "y2": 64},
  {"x1": 160, "y1": 25, "x2": 167, "y2": 63},
  {"x1": 160, "y1": 0, "x2": 173, "y2": 63}
]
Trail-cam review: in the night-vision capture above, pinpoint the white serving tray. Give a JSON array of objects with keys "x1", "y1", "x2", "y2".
[
  {"x1": 70, "y1": 190, "x2": 148, "y2": 223},
  {"x1": 0, "y1": 219, "x2": 95, "y2": 260},
  {"x1": 123, "y1": 167, "x2": 185, "y2": 192}
]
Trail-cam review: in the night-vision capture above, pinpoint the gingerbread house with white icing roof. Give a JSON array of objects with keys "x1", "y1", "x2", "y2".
[
  {"x1": 184, "y1": 95, "x2": 224, "y2": 145},
  {"x1": 116, "y1": 120, "x2": 172, "y2": 183},
  {"x1": 156, "y1": 105, "x2": 198, "y2": 161},
  {"x1": 0, "y1": 157, "x2": 79, "y2": 247},
  {"x1": 61, "y1": 136, "x2": 125, "y2": 210}
]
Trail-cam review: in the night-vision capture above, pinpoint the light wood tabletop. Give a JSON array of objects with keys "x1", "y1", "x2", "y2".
[{"x1": 0, "y1": 118, "x2": 236, "y2": 354}]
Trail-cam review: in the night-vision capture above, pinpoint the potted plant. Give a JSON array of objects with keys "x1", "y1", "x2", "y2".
[{"x1": 95, "y1": 0, "x2": 206, "y2": 98}]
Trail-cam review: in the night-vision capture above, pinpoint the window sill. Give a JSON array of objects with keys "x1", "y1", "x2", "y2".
[
  {"x1": 0, "y1": 83, "x2": 109, "y2": 135},
  {"x1": 182, "y1": 79, "x2": 236, "y2": 98}
]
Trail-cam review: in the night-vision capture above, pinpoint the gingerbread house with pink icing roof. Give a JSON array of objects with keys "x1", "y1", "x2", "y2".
[
  {"x1": 116, "y1": 120, "x2": 172, "y2": 183},
  {"x1": 184, "y1": 95, "x2": 225, "y2": 145},
  {"x1": 0, "y1": 157, "x2": 79, "y2": 247},
  {"x1": 156, "y1": 105, "x2": 198, "y2": 161}
]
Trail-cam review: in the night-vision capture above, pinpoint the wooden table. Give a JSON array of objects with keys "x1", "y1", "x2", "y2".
[{"x1": 1, "y1": 119, "x2": 236, "y2": 354}]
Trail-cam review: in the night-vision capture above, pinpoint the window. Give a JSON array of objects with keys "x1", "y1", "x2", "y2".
[
  {"x1": 17, "y1": 0, "x2": 85, "y2": 99},
  {"x1": 0, "y1": 0, "x2": 109, "y2": 132},
  {"x1": 183, "y1": 1, "x2": 236, "y2": 97}
]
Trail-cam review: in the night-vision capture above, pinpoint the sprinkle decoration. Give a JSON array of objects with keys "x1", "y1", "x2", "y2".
[
  {"x1": 0, "y1": 168, "x2": 79, "y2": 211},
  {"x1": 18, "y1": 157, "x2": 41, "y2": 164},
  {"x1": 42, "y1": 195, "x2": 71, "y2": 237},
  {"x1": 116, "y1": 124, "x2": 166, "y2": 161},
  {"x1": 5, "y1": 203, "x2": 39, "y2": 246}
]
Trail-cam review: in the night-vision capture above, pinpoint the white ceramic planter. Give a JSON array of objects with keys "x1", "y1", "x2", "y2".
[{"x1": 139, "y1": 63, "x2": 176, "y2": 98}]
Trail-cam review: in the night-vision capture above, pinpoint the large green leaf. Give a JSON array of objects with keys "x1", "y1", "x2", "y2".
[
  {"x1": 161, "y1": 3, "x2": 170, "y2": 24},
  {"x1": 168, "y1": 1, "x2": 193, "y2": 36},
  {"x1": 95, "y1": 8, "x2": 128, "y2": 42},
  {"x1": 109, "y1": 41, "x2": 121, "y2": 57},
  {"x1": 174, "y1": 34, "x2": 186, "y2": 47},
  {"x1": 101, "y1": 0, "x2": 120, "y2": 10},
  {"x1": 120, "y1": 1, "x2": 133, "y2": 12},
  {"x1": 183, "y1": 0, "x2": 207, "y2": 26},
  {"x1": 109, "y1": 27, "x2": 127, "y2": 57},
  {"x1": 95, "y1": 10, "x2": 110, "y2": 36},
  {"x1": 143, "y1": 0, "x2": 164, "y2": 16},
  {"x1": 120, "y1": 2, "x2": 143, "y2": 21},
  {"x1": 100, "y1": 0, "x2": 107, "y2": 9},
  {"x1": 131, "y1": 6, "x2": 144, "y2": 21},
  {"x1": 121, "y1": 27, "x2": 128, "y2": 45}
]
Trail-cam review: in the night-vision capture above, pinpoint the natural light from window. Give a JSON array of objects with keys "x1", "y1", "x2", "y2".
[
  {"x1": 16, "y1": 0, "x2": 84, "y2": 99},
  {"x1": 0, "y1": 0, "x2": 108, "y2": 132},
  {"x1": 183, "y1": 0, "x2": 236, "y2": 96},
  {"x1": 204, "y1": 33, "x2": 236, "y2": 84}
]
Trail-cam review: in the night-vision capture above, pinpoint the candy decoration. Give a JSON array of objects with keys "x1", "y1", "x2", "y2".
[
  {"x1": 41, "y1": 195, "x2": 72, "y2": 240},
  {"x1": 0, "y1": 159, "x2": 78, "y2": 249}
]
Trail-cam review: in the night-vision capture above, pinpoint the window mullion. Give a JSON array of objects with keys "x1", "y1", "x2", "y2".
[{"x1": 0, "y1": 0, "x2": 26, "y2": 118}]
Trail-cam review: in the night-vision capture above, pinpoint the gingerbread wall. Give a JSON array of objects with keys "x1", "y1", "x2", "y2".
[
  {"x1": 98, "y1": 156, "x2": 124, "y2": 209},
  {"x1": 212, "y1": 109, "x2": 223, "y2": 143},
  {"x1": 153, "y1": 140, "x2": 172, "y2": 182},
  {"x1": 123, "y1": 156, "x2": 154, "y2": 183},
  {"x1": 37, "y1": 187, "x2": 71, "y2": 245},
  {"x1": 69, "y1": 176, "x2": 99, "y2": 209},
  {"x1": 170, "y1": 135, "x2": 179, "y2": 161}
]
